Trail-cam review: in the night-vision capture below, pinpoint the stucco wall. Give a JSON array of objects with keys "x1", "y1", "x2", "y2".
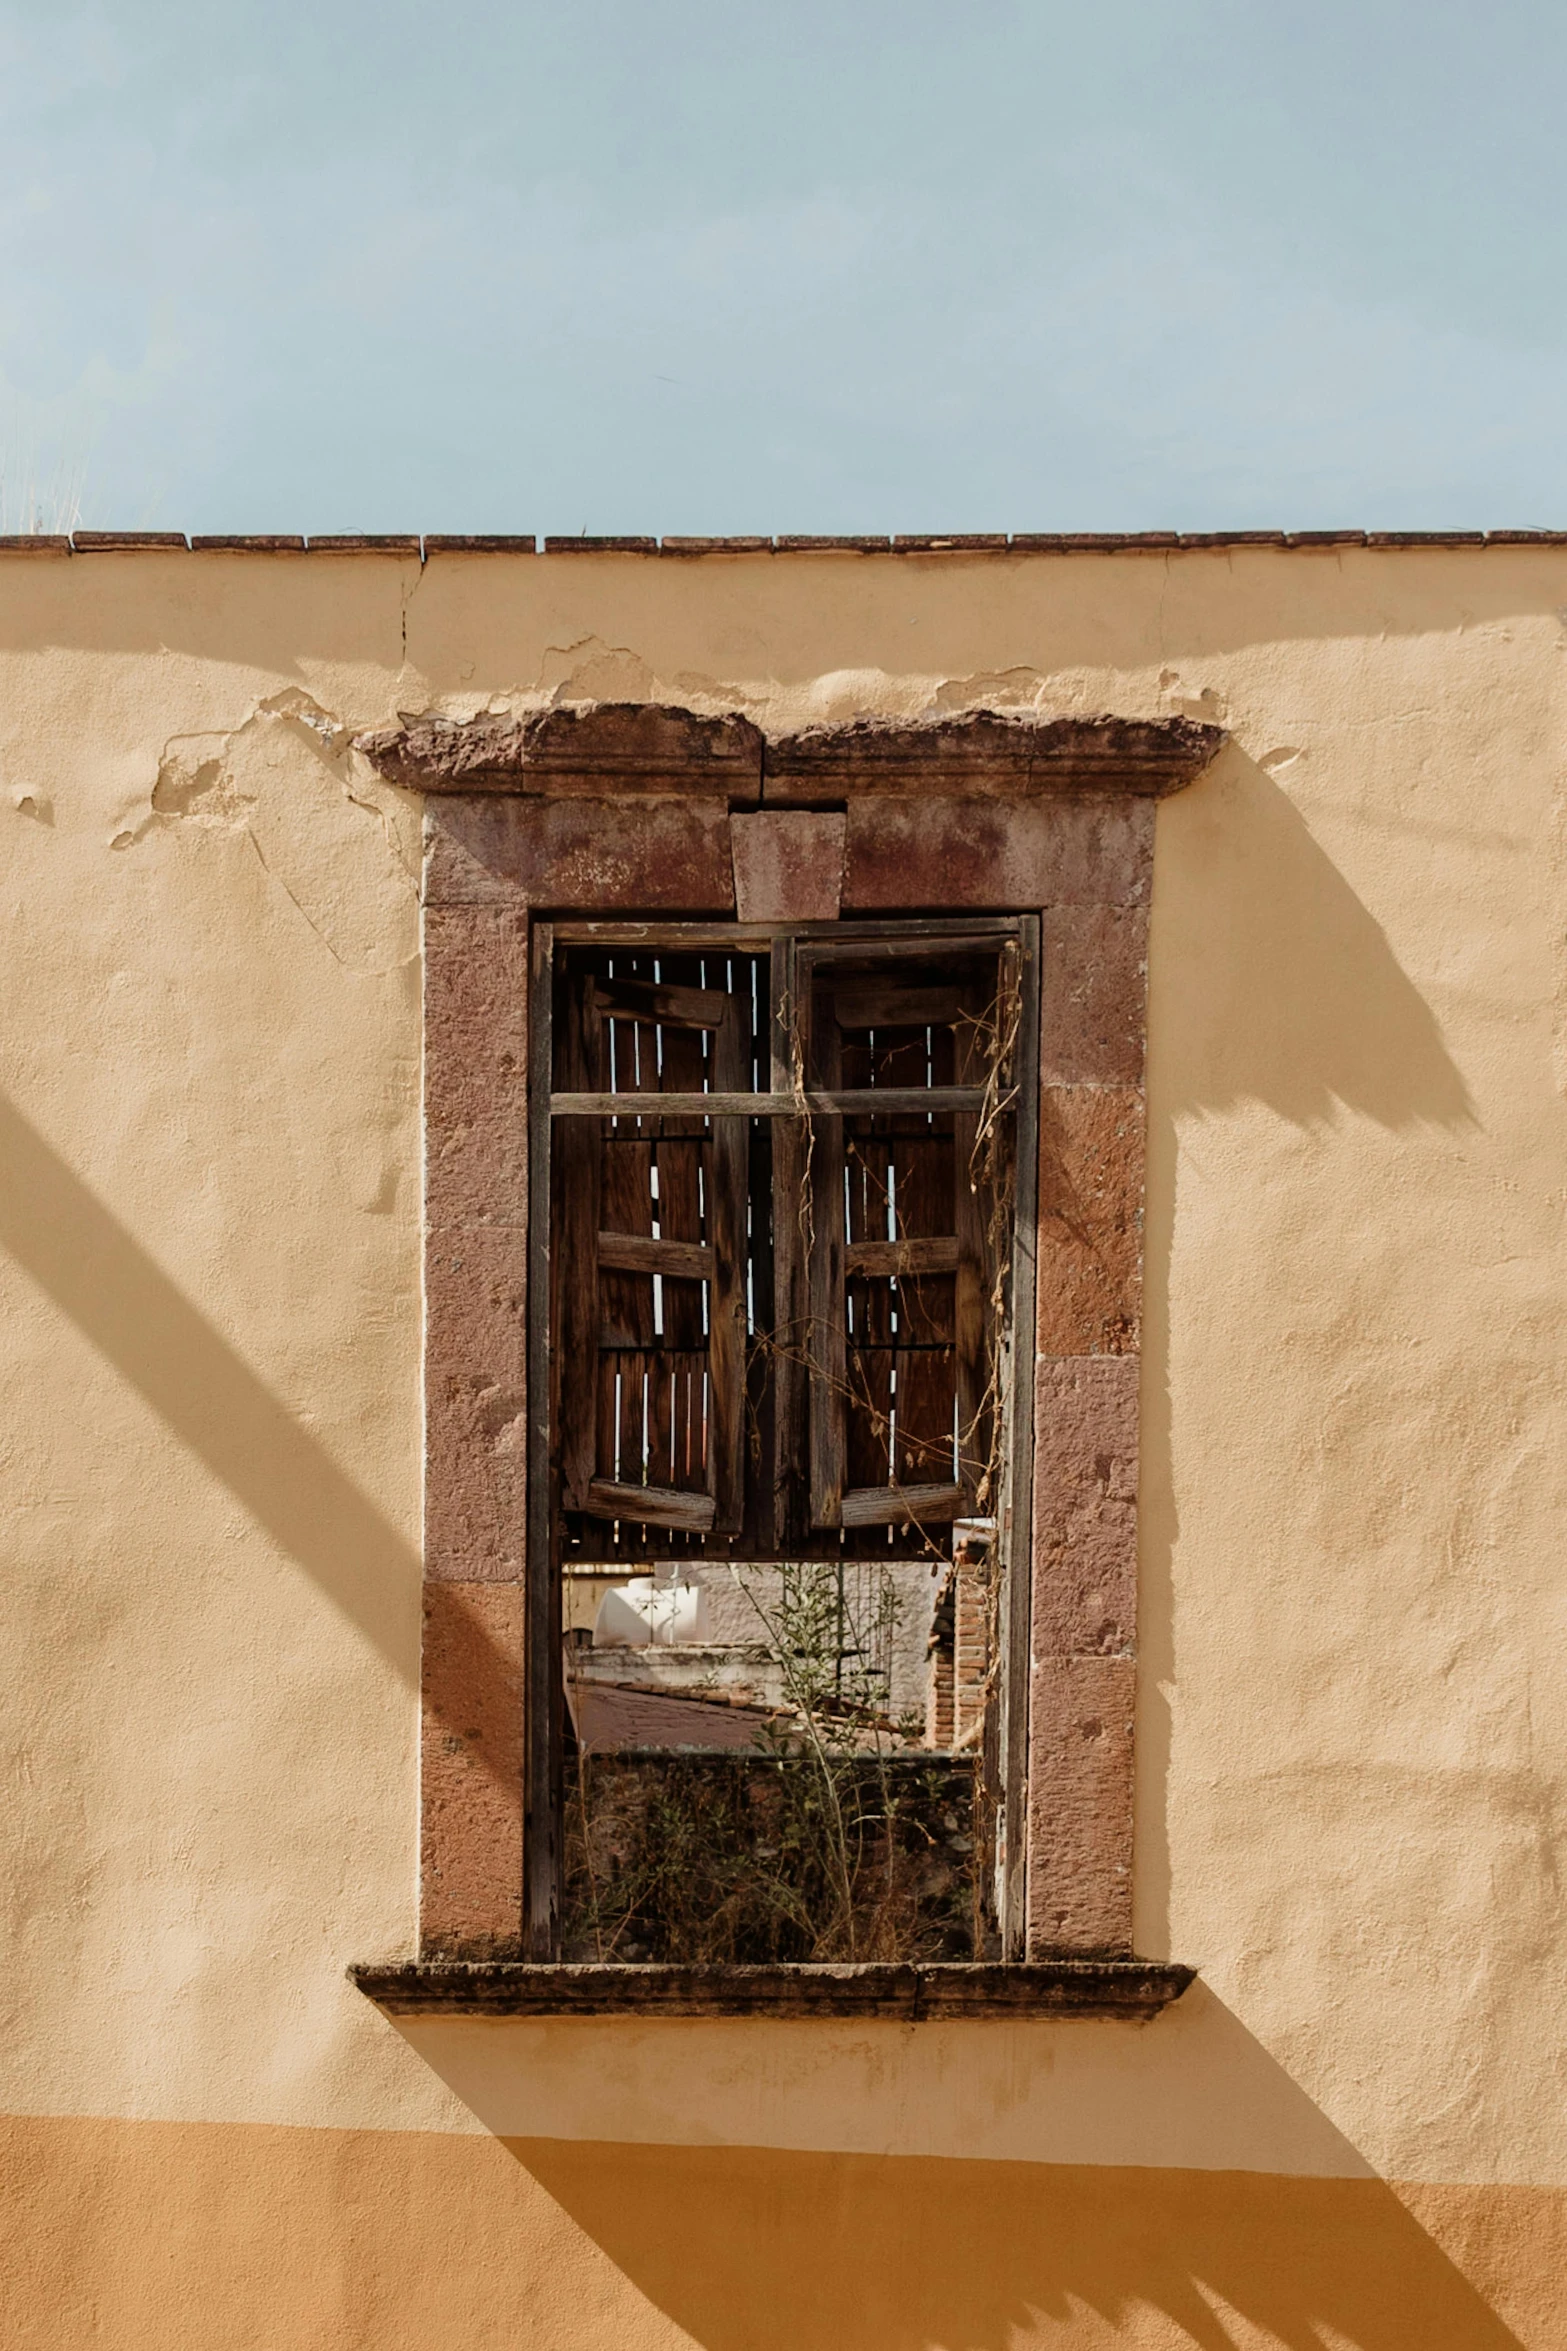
[{"x1": 0, "y1": 543, "x2": 1563, "y2": 2345}]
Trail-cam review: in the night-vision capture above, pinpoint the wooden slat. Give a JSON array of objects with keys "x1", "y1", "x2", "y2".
[
  {"x1": 583, "y1": 1478, "x2": 717, "y2": 1531},
  {"x1": 839, "y1": 1481, "x2": 965, "y2": 1528},
  {"x1": 654, "y1": 1019, "x2": 707, "y2": 1351},
  {"x1": 768, "y1": 942, "x2": 807, "y2": 1552},
  {"x1": 1000, "y1": 923, "x2": 1040, "y2": 1957},
  {"x1": 549, "y1": 1087, "x2": 988, "y2": 1118},
  {"x1": 598, "y1": 1232, "x2": 714, "y2": 1279},
  {"x1": 592, "y1": 975, "x2": 733, "y2": 1028},
  {"x1": 831, "y1": 983, "x2": 963, "y2": 1031},
  {"x1": 844, "y1": 1132, "x2": 892, "y2": 1492},
  {"x1": 598, "y1": 1135, "x2": 655, "y2": 1350},
  {"x1": 594, "y1": 1351, "x2": 621, "y2": 1481},
  {"x1": 866, "y1": 1024, "x2": 933, "y2": 1093},
  {"x1": 844, "y1": 1235, "x2": 959, "y2": 1278},
  {"x1": 953, "y1": 982, "x2": 990, "y2": 1506},
  {"x1": 883, "y1": 1107, "x2": 956, "y2": 1497},
  {"x1": 707, "y1": 990, "x2": 749, "y2": 1534},
  {"x1": 807, "y1": 996, "x2": 847, "y2": 1529},
  {"x1": 894, "y1": 1341, "x2": 955, "y2": 1486}
]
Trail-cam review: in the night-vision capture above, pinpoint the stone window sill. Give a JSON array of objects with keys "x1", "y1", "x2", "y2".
[{"x1": 350, "y1": 1959, "x2": 1193, "y2": 2020}]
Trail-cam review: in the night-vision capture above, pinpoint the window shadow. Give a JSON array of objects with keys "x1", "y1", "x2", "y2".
[
  {"x1": 0, "y1": 1090, "x2": 419, "y2": 1680},
  {"x1": 392, "y1": 1986, "x2": 1520, "y2": 2346},
  {"x1": 1135, "y1": 750, "x2": 1478, "y2": 1955},
  {"x1": 510, "y1": 2132, "x2": 1524, "y2": 2351},
  {"x1": 1148, "y1": 747, "x2": 1478, "y2": 1136}
]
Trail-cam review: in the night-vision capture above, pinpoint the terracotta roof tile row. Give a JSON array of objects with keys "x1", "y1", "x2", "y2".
[{"x1": 0, "y1": 529, "x2": 1563, "y2": 557}]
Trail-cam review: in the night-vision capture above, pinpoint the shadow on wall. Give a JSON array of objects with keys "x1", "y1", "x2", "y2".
[
  {"x1": 512, "y1": 2136, "x2": 1528, "y2": 2351},
  {"x1": 0, "y1": 1091, "x2": 419, "y2": 1681},
  {"x1": 399, "y1": 1980, "x2": 1372, "y2": 2180},
  {"x1": 1149, "y1": 749, "x2": 1477, "y2": 1133},
  {"x1": 1134, "y1": 752, "x2": 1478, "y2": 1955},
  {"x1": 391, "y1": 1989, "x2": 1532, "y2": 2347}
]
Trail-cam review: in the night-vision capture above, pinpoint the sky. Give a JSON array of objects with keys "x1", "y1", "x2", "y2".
[{"x1": 3, "y1": 0, "x2": 1567, "y2": 535}]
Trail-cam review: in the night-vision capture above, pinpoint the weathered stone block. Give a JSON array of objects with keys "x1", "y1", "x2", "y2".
[
  {"x1": 1035, "y1": 1085, "x2": 1143, "y2": 1356},
  {"x1": 1025, "y1": 1654, "x2": 1135, "y2": 1956},
  {"x1": 1040, "y1": 902, "x2": 1149, "y2": 1085},
  {"x1": 420, "y1": 1580, "x2": 526, "y2": 1957},
  {"x1": 843, "y1": 796, "x2": 1154, "y2": 911},
  {"x1": 731, "y1": 811, "x2": 845, "y2": 921},
  {"x1": 424, "y1": 1225, "x2": 528, "y2": 1580},
  {"x1": 1031, "y1": 1354, "x2": 1139, "y2": 1659},
  {"x1": 423, "y1": 905, "x2": 529, "y2": 1229},
  {"x1": 424, "y1": 795, "x2": 736, "y2": 911}
]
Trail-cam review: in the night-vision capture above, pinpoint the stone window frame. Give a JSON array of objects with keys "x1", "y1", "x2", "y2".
[{"x1": 352, "y1": 704, "x2": 1220, "y2": 2021}]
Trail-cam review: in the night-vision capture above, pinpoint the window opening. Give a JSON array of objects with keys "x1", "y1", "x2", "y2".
[{"x1": 536, "y1": 921, "x2": 1033, "y2": 1968}]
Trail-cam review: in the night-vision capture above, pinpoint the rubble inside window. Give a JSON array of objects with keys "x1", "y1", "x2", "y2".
[{"x1": 532, "y1": 920, "x2": 1036, "y2": 1965}]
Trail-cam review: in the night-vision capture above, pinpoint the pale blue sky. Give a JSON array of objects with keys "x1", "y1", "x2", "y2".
[{"x1": 3, "y1": 0, "x2": 1566, "y2": 533}]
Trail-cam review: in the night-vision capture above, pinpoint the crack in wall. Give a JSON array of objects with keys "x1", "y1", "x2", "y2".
[{"x1": 118, "y1": 692, "x2": 421, "y2": 973}]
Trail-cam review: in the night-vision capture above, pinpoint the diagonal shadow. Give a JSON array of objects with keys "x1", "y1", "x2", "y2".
[
  {"x1": 1150, "y1": 747, "x2": 1478, "y2": 1132},
  {"x1": 0, "y1": 1091, "x2": 419, "y2": 1680},
  {"x1": 1135, "y1": 749, "x2": 1478, "y2": 1956},
  {"x1": 514, "y1": 2134, "x2": 1528, "y2": 2351},
  {"x1": 393, "y1": 1985, "x2": 1528, "y2": 2347}
]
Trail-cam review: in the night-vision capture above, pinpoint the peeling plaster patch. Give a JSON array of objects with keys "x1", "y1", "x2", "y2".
[
  {"x1": 123, "y1": 698, "x2": 420, "y2": 972},
  {"x1": 1261, "y1": 745, "x2": 1305, "y2": 773},
  {"x1": 372, "y1": 661, "x2": 1198, "y2": 757},
  {"x1": 930, "y1": 667, "x2": 1046, "y2": 712},
  {"x1": 540, "y1": 637, "x2": 661, "y2": 706},
  {"x1": 228, "y1": 713, "x2": 419, "y2": 974},
  {"x1": 153, "y1": 736, "x2": 251, "y2": 827},
  {"x1": 13, "y1": 791, "x2": 53, "y2": 825},
  {"x1": 762, "y1": 668, "x2": 940, "y2": 731},
  {"x1": 1158, "y1": 670, "x2": 1229, "y2": 724}
]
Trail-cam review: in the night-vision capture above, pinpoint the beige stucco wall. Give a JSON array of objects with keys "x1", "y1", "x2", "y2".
[{"x1": 1, "y1": 544, "x2": 1564, "y2": 2345}]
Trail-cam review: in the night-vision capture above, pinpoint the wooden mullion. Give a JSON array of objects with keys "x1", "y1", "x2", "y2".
[
  {"x1": 999, "y1": 922, "x2": 1040, "y2": 1959},
  {"x1": 549, "y1": 1087, "x2": 990, "y2": 1119},
  {"x1": 769, "y1": 938, "x2": 808, "y2": 1552},
  {"x1": 707, "y1": 993, "x2": 748, "y2": 1533},
  {"x1": 551, "y1": 917, "x2": 1023, "y2": 951},
  {"x1": 953, "y1": 983, "x2": 990, "y2": 1510},
  {"x1": 807, "y1": 971, "x2": 847, "y2": 1529}
]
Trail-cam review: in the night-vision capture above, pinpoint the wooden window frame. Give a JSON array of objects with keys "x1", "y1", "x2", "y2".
[
  {"x1": 524, "y1": 916, "x2": 1039, "y2": 1962},
  {"x1": 350, "y1": 702, "x2": 1221, "y2": 2020}
]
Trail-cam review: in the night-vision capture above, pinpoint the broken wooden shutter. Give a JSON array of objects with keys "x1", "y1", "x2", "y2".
[
  {"x1": 804, "y1": 959, "x2": 993, "y2": 1531},
  {"x1": 555, "y1": 962, "x2": 748, "y2": 1534}
]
